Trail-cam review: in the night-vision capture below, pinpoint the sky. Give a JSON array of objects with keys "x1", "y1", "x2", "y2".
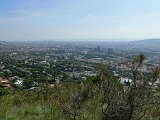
[{"x1": 1, "y1": 0, "x2": 160, "y2": 41}]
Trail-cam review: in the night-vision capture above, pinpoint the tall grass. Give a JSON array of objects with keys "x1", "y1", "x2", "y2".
[{"x1": 0, "y1": 83, "x2": 101, "y2": 120}]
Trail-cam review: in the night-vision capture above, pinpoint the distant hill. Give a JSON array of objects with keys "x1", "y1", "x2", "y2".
[
  {"x1": 132, "y1": 39, "x2": 160, "y2": 44},
  {"x1": 130, "y1": 39, "x2": 160, "y2": 48}
]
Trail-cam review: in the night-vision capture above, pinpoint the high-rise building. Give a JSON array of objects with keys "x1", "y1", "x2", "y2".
[
  {"x1": 108, "y1": 48, "x2": 114, "y2": 54},
  {"x1": 97, "y1": 46, "x2": 100, "y2": 52}
]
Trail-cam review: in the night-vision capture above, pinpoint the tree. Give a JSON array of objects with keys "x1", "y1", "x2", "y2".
[{"x1": 100, "y1": 54, "x2": 158, "y2": 120}]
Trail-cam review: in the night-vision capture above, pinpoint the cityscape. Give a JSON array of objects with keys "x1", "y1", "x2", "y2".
[
  {"x1": 1, "y1": 0, "x2": 160, "y2": 119},
  {"x1": 1, "y1": 40, "x2": 160, "y2": 91}
]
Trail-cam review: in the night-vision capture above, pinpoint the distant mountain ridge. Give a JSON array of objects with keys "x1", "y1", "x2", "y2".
[
  {"x1": 130, "y1": 39, "x2": 160, "y2": 48},
  {"x1": 132, "y1": 39, "x2": 160, "y2": 43}
]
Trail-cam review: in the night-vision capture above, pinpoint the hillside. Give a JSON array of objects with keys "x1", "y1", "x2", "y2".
[{"x1": 130, "y1": 39, "x2": 160, "y2": 48}]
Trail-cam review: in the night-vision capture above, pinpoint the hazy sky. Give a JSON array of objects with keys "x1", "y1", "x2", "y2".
[{"x1": 1, "y1": 0, "x2": 160, "y2": 41}]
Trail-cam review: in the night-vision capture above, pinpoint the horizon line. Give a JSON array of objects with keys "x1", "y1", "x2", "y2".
[{"x1": 1, "y1": 38, "x2": 160, "y2": 42}]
